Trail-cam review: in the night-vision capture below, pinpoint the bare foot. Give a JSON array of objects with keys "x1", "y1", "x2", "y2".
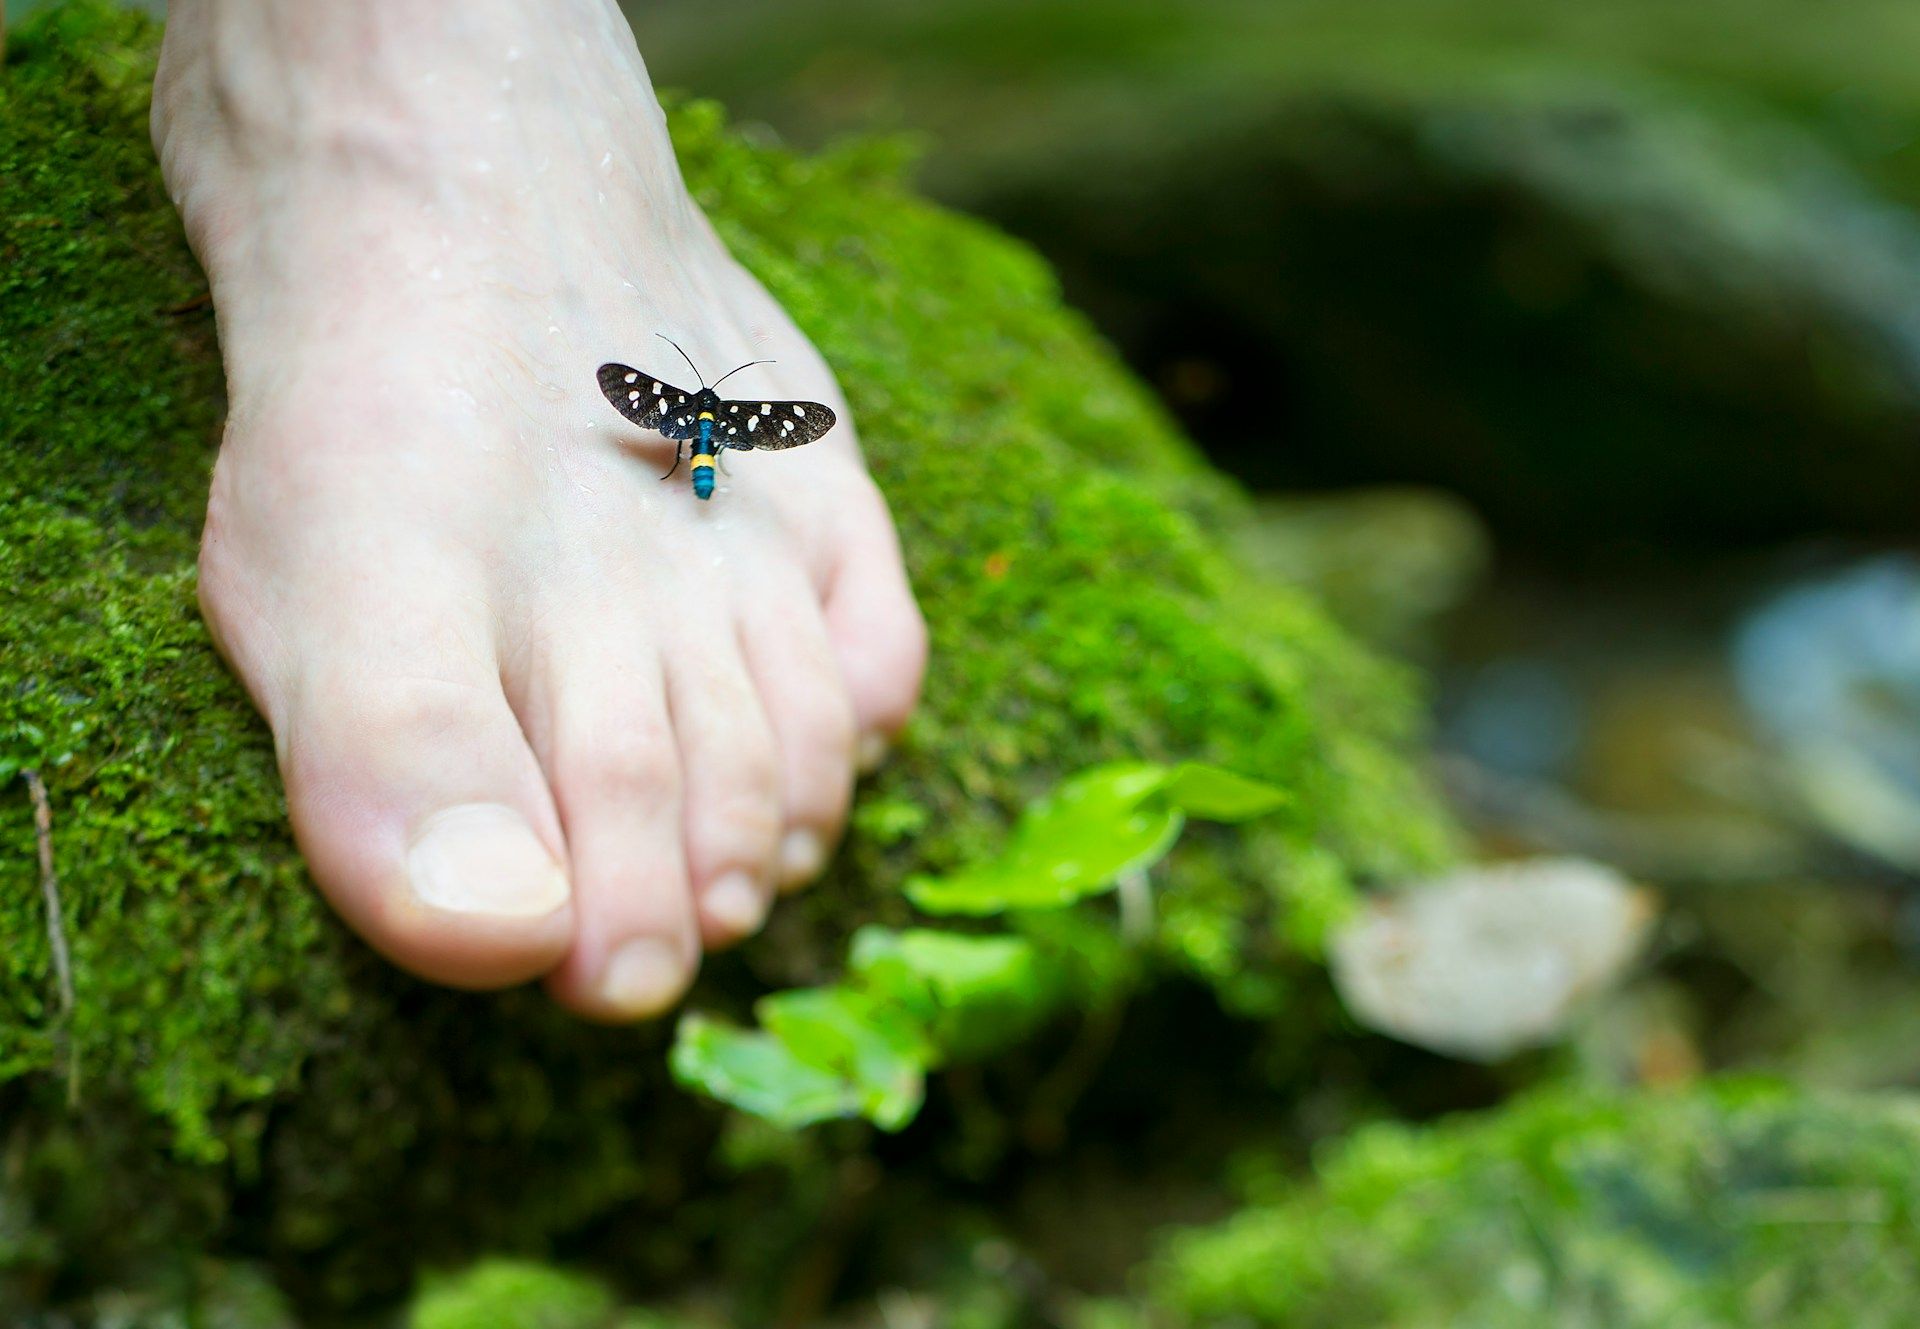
[{"x1": 151, "y1": 0, "x2": 926, "y2": 1018}]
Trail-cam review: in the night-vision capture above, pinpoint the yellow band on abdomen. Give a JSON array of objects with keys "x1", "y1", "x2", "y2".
[{"x1": 691, "y1": 455, "x2": 717, "y2": 470}]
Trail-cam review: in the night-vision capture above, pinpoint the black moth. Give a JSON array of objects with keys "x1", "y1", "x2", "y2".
[{"x1": 597, "y1": 335, "x2": 837, "y2": 500}]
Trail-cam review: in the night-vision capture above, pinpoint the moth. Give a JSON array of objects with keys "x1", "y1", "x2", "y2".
[{"x1": 597, "y1": 335, "x2": 837, "y2": 500}]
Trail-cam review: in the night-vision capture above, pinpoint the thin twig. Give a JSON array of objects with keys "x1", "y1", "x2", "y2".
[
  {"x1": 24, "y1": 770, "x2": 80, "y2": 1107},
  {"x1": 23, "y1": 771, "x2": 74, "y2": 1017}
]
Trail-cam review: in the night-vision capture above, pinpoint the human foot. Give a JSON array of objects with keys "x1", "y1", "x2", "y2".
[{"x1": 152, "y1": 0, "x2": 926, "y2": 1017}]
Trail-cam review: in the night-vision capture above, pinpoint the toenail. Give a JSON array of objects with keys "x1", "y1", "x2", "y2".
[
  {"x1": 703, "y1": 872, "x2": 766, "y2": 938},
  {"x1": 407, "y1": 803, "x2": 569, "y2": 918},
  {"x1": 601, "y1": 938, "x2": 689, "y2": 1017},
  {"x1": 856, "y1": 732, "x2": 889, "y2": 774},
  {"x1": 778, "y1": 829, "x2": 826, "y2": 886}
]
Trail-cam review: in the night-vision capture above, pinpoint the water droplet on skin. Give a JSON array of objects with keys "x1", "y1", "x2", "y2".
[{"x1": 599, "y1": 151, "x2": 614, "y2": 173}]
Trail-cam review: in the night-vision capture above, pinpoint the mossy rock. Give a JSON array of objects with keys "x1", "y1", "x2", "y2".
[
  {"x1": 0, "y1": 4, "x2": 1450, "y2": 1320},
  {"x1": 1139, "y1": 1080, "x2": 1920, "y2": 1328}
]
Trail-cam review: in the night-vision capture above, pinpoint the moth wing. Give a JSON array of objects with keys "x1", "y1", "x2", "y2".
[
  {"x1": 719, "y1": 400, "x2": 837, "y2": 451},
  {"x1": 598, "y1": 363, "x2": 698, "y2": 438}
]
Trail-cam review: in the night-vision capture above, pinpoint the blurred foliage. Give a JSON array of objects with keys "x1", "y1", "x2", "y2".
[
  {"x1": 407, "y1": 1261, "x2": 663, "y2": 1329},
  {"x1": 1137, "y1": 1081, "x2": 1920, "y2": 1328}
]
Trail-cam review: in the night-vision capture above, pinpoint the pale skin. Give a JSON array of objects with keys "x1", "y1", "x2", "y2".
[{"x1": 152, "y1": 0, "x2": 927, "y2": 1019}]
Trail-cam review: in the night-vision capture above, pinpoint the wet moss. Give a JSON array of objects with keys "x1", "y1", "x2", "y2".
[{"x1": 0, "y1": 3, "x2": 1451, "y2": 1317}]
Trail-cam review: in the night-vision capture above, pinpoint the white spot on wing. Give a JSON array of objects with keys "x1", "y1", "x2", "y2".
[
  {"x1": 653, "y1": 382, "x2": 664, "y2": 395},
  {"x1": 793, "y1": 405, "x2": 806, "y2": 417},
  {"x1": 761, "y1": 403, "x2": 771, "y2": 414},
  {"x1": 625, "y1": 372, "x2": 638, "y2": 384},
  {"x1": 747, "y1": 416, "x2": 758, "y2": 431},
  {"x1": 629, "y1": 390, "x2": 640, "y2": 401}
]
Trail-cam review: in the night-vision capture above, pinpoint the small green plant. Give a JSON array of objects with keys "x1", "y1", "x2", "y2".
[{"x1": 669, "y1": 762, "x2": 1286, "y2": 1130}]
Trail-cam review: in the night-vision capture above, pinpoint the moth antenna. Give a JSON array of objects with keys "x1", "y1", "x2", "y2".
[
  {"x1": 709, "y1": 359, "x2": 775, "y2": 392},
  {"x1": 656, "y1": 333, "x2": 706, "y2": 389}
]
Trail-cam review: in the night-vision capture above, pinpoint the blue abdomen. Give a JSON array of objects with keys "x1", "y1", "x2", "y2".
[{"x1": 693, "y1": 419, "x2": 716, "y2": 499}]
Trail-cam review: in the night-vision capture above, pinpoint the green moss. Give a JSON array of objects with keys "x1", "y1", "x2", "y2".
[
  {"x1": 407, "y1": 1260, "x2": 637, "y2": 1329},
  {"x1": 1144, "y1": 1081, "x2": 1920, "y2": 1328},
  {"x1": 0, "y1": 3, "x2": 1451, "y2": 1318}
]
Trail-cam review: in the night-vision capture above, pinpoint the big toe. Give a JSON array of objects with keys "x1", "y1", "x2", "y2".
[{"x1": 268, "y1": 596, "x2": 574, "y2": 989}]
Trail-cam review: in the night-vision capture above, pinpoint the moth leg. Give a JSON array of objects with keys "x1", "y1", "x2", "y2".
[{"x1": 658, "y1": 441, "x2": 684, "y2": 481}]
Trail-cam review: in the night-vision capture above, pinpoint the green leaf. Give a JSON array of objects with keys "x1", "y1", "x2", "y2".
[
  {"x1": 849, "y1": 927, "x2": 1041, "y2": 1009},
  {"x1": 755, "y1": 987, "x2": 928, "y2": 1131},
  {"x1": 669, "y1": 1013, "x2": 866, "y2": 1131},
  {"x1": 848, "y1": 928, "x2": 1051, "y2": 1060},
  {"x1": 906, "y1": 763, "x2": 1185, "y2": 916},
  {"x1": 1160, "y1": 762, "x2": 1289, "y2": 821}
]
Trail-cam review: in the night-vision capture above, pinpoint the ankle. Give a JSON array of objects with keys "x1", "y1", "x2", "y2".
[{"x1": 156, "y1": 0, "x2": 671, "y2": 175}]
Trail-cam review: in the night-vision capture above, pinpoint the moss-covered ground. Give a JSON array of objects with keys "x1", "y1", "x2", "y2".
[
  {"x1": 394, "y1": 1082, "x2": 1920, "y2": 1329},
  {"x1": 1, "y1": 4, "x2": 1451, "y2": 1319}
]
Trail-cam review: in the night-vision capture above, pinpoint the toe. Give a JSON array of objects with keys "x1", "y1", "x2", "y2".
[
  {"x1": 277, "y1": 621, "x2": 573, "y2": 991},
  {"x1": 737, "y1": 572, "x2": 857, "y2": 893},
  {"x1": 664, "y1": 616, "x2": 785, "y2": 945},
  {"x1": 821, "y1": 479, "x2": 928, "y2": 768},
  {"x1": 530, "y1": 627, "x2": 702, "y2": 1020}
]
